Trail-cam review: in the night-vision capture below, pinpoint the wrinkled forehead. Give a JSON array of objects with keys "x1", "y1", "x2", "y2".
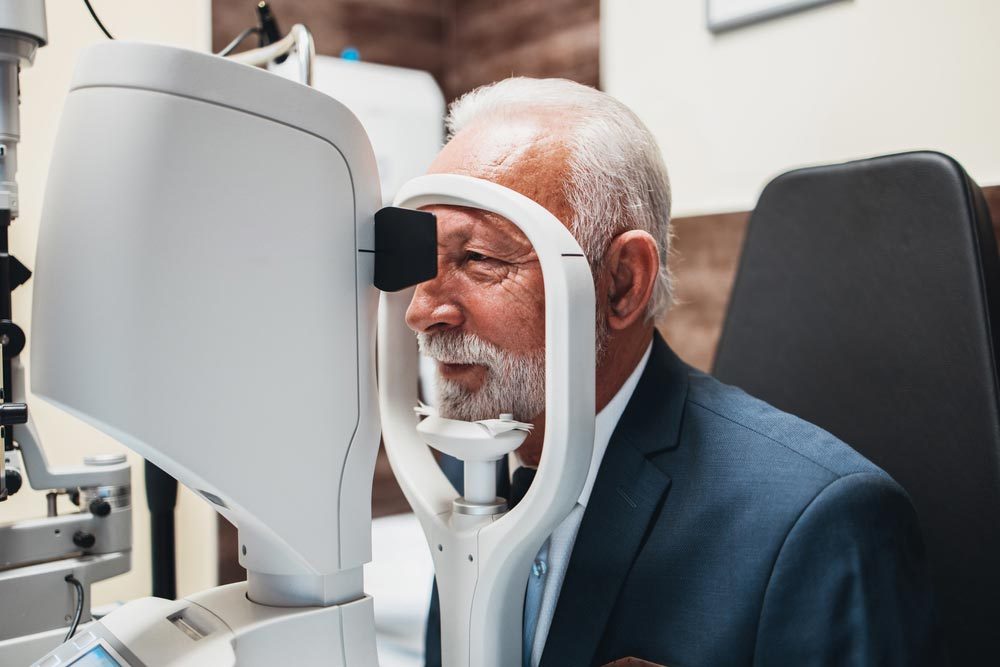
[
  {"x1": 419, "y1": 204, "x2": 531, "y2": 252},
  {"x1": 427, "y1": 113, "x2": 576, "y2": 229}
]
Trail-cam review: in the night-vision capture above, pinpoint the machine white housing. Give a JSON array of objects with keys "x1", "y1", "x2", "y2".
[
  {"x1": 29, "y1": 39, "x2": 381, "y2": 662},
  {"x1": 271, "y1": 54, "x2": 445, "y2": 204}
]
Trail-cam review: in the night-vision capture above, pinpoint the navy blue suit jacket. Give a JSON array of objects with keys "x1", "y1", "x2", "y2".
[{"x1": 425, "y1": 333, "x2": 944, "y2": 666}]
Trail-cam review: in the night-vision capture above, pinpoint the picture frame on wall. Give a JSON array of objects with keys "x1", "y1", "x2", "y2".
[{"x1": 707, "y1": 0, "x2": 846, "y2": 33}]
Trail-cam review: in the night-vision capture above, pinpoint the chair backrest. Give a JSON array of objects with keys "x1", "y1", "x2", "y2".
[{"x1": 713, "y1": 151, "x2": 1000, "y2": 663}]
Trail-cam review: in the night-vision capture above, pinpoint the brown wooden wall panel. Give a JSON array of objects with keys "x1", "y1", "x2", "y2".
[
  {"x1": 212, "y1": 0, "x2": 450, "y2": 88},
  {"x1": 657, "y1": 212, "x2": 750, "y2": 373},
  {"x1": 212, "y1": 0, "x2": 600, "y2": 101},
  {"x1": 446, "y1": 0, "x2": 600, "y2": 99},
  {"x1": 983, "y1": 185, "x2": 1000, "y2": 234}
]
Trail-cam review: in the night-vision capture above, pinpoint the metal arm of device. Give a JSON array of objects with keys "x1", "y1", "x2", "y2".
[
  {"x1": 0, "y1": 474, "x2": 132, "y2": 637},
  {"x1": 1, "y1": 356, "x2": 132, "y2": 663},
  {"x1": 0, "y1": 0, "x2": 47, "y2": 501},
  {"x1": 226, "y1": 23, "x2": 315, "y2": 86},
  {"x1": 11, "y1": 360, "x2": 130, "y2": 489},
  {"x1": 0, "y1": 6, "x2": 135, "y2": 663},
  {"x1": 0, "y1": 261, "x2": 135, "y2": 667},
  {"x1": 379, "y1": 174, "x2": 596, "y2": 667}
]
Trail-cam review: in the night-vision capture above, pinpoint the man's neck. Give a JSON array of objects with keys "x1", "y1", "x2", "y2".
[{"x1": 515, "y1": 324, "x2": 655, "y2": 467}]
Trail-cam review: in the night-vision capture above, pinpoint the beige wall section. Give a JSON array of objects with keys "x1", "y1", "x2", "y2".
[
  {"x1": 601, "y1": 0, "x2": 1000, "y2": 216},
  {"x1": 6, "y1": 0, "x2": 215, "y2": 607}
]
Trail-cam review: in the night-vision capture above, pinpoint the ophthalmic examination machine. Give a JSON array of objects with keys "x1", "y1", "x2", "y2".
[{"x1": 16, "y1": 16, "x2": 596, "y2": 667}]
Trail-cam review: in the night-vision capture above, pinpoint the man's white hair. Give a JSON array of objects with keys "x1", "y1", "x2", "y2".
[{"x1": 446, "y1": 77, "x2": 674, "y2": 320}]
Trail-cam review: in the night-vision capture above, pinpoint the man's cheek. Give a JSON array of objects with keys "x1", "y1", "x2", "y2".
[{"x1": 484, "y1": 281, "x2": 545, "y2": 319}]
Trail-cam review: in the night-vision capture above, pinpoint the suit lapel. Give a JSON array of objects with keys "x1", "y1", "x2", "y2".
[
  {"x1": 540, "y1": 444, "x2": 671, "y2": 667},
  {"x1": 540, "y1": 334, "x2": 690, "y2": 667}
]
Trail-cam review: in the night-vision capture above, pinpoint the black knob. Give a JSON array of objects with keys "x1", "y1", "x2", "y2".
[
  {"x1": 73, "y1": 531, "x2": 96, "y2": 549},
  {"x1": 88, "y1": 498, "x2": 112, "y2": 517},
  {"x1": 4, "y1": 468, "x2": 21, "y2": 495},
  {"x1": 0, "y1": 402, "x2": 27, "y2": 426},
  {"x1": 0, "y1": 320, "x2": 26, "y2": 358}
]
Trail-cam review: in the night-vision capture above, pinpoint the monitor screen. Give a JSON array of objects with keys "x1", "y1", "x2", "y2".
[{"x1": 69, "y1": 644, "x2": 123, "y2": 667}]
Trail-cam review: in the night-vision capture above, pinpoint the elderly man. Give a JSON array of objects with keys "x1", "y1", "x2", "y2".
[{"x1": 409, "y1": 78, "x2": 942, "y2": 667}]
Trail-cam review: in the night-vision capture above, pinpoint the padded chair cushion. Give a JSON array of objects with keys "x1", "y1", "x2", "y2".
[{"x1": 713, "y1": 151, "x2": 1000, "y2": 664}]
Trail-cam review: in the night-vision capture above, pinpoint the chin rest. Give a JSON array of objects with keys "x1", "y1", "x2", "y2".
[{"x1": 714, "y1": 151, "x2": 1000, "y2": 663}]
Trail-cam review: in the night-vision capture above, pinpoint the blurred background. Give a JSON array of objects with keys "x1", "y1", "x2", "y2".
[{"x1": 7, "y1": 0, "x2": 999, "y2": 644}]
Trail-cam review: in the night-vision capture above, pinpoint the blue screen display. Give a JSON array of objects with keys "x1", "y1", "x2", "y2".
[{"x1": 69, "y1": 644, "x2": 123, "y2": 667}]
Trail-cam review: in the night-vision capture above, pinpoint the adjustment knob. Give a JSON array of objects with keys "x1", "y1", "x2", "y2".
[
  {"x1": 0, "y1": 320, "x2": 26, "y2": 358},
  {"x1": 4, "y1": 468, "x2": 21, "y2": 495},
  {"x1": 0, "y1": 402, "x2": 27, "y2": 426},
  {"x1": 88, "y1": 498, "x2": 111, "y2": 517},
  {"x1": 72, "y1": 531, "x2": 96, "y2": 549}
]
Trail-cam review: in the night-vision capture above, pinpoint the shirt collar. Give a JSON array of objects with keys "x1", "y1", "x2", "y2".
[
  {"x1": 578, "y1": 341, "x2": 653, "y2": 507},
  {"x1": 512, "y1": 340, "x2": 654, "y2": 508}
]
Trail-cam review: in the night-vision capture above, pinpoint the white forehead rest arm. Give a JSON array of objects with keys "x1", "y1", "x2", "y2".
[{"x1": 378, "y1": 173, "x2": 595, "y2": 666}]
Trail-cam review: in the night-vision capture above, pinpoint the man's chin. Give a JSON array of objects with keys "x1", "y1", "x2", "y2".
[{"x1": 436, "y1": 381, "x2": 492, "y2": 422}]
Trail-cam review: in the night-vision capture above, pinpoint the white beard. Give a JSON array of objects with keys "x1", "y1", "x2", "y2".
[
  {"x1": 417, "y1": 313, "x2": 609, "y2": 422},
  {"x1": 417, "y1": 330, "x2": 546, "y2": 422}
]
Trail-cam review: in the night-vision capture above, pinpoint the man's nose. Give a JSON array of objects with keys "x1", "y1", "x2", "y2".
[{"x1": 405, "y1": 273, "x2": 463, "y2": 333}]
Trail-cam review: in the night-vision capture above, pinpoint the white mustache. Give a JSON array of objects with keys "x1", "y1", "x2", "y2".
[{"x1": 417, "y1": 331, "x2": 509, "y2": 367}]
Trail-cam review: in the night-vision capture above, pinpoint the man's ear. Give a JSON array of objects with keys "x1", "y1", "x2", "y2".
[{"x1": 602, "y1": 230, "x2": 660, "y2": 331}]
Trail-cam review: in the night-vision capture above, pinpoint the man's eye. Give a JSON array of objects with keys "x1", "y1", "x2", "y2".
[{"x1": 466, "y1": 251, "x2": 491, "y2": 262}]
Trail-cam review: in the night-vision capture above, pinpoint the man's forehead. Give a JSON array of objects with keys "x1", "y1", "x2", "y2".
[
  {"x1": 426, "y1": 112, "x2": 575, "y2": 226},
  {"x1": 420, "y1": 205, "x2": 527, "y2": 247}
]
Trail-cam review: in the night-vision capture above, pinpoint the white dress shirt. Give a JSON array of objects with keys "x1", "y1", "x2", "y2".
[{"x1": 512, "y1": 341, "x2": 653, "y2": 666}]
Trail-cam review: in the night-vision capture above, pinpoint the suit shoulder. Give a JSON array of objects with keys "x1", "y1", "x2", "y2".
[{"x1": 682, "y1": 369, "x2": 886, "y2": 481}]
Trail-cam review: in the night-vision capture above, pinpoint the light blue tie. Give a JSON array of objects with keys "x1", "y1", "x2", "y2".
[{"x1": 523, "y1": 538, "x2": 550, "y2": 667}]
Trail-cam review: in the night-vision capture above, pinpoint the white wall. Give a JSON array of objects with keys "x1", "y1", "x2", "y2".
[
  {"x1": 602, "y1": 0, "x2": 1000, "y2": 216},
  {"x1": 6, "y1": 0, "x2": 216, "y2": 607}
]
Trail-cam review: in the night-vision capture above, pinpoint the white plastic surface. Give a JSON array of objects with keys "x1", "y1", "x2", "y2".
[
  {"x1": 415, "y1": 416, "x2": 530, "y2": 461},
  {"x1": 31, "y1": 583, "x2": 378, "y2": 667},
  {"x1": 416, "y1": 415, "x2": 532, "y2": 505},
  {"x1": 271, "y1": 55, "x2": 445, "y2": 204},
  {"x1": 379, "y1": 174, "x2": 596, "y2": 667},
  {"x1": 29, "y1": 42, "x2": 382, "y2": 606},
  {"x1": 365, "y1": 513, "x2": 434, "y2": 667}
]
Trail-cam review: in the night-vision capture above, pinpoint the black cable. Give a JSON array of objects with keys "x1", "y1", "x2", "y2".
[
  {"x1": 217, "y1": 26, "x2": 261, "y2": 57},
  {"x1": 64, "y1": 574, "x2": 85, "y2": 641},
  {"x1": 256, "y1": 2, "x2": 287, "y2": 64},
  {"x1": 82, "y1": 0, "x2": 115, "y2": 40}
]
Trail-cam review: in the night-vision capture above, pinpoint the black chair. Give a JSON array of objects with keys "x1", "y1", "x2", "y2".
[{"x1": 713, "y1": 151, "x2": 1000, "y2": 664}]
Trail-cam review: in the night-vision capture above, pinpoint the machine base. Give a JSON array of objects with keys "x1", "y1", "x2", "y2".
[{"x1": 29, "y1": 582, "x2": 378, "y2": 666}]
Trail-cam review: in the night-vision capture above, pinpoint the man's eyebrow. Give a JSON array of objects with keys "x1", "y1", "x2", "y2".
[
  {"x1": 466, "y1": 231, "x2": 531, "y2": 260},
  {"x1": 472, "y1": 214, "x2": 532, "y2": 248},
  {"x1": 438, "y1": 227, "x2": 471, "y2": 245},
  {"x1": 435, "y1": 210, "x2": 533, "y2": 256}
]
